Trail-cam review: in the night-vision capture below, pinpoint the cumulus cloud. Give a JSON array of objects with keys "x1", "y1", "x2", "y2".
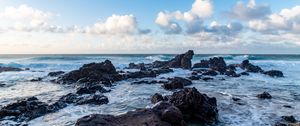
[
  {"x1": 228, "y1": 0, "x2": 271, "y2": 20},
  {"x1": 249, "y1": 6, "x2": 300, "y2": 34},
  {"x1": 86, "y1": 14, "x2": 150, "y2": 35},
  {"x1": 155, "y1": 0, "x2": 213, "y2": 34}
]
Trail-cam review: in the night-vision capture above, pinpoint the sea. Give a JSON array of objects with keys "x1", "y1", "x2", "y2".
[{"x1": 0, "y1": 54, "x2": 299, "y2": 126}]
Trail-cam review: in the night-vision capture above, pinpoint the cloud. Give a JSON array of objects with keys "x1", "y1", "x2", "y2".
[
  {"x1": 86, "y1": 14, "x2": 139, "y2": 35},
  {"x1": 155, "y1": 0, "x2": 213, "y2": 34},
  {"x1": 228, "y1": 0, "x2": 271, "y2": 20},
  {"x1": 248, "y1": 6, "x2": 300, "y2": 34}
]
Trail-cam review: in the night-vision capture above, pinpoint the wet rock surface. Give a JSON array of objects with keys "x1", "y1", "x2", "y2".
[
  {"x1": 257, "y1": 92, "x2": 272, "y2": 99},
  {"x1": 162, "y1": 77, "x2": 192, "y2": 90},
  {"x1": 48, "y1": 71, "x2": 65, "y2": 77},
  {"x1": 0, "y1": 66, "x2": 23, "y2": 73},
  {"x1": 263, "y1": 70, "x2": 284, "y2": 77}
]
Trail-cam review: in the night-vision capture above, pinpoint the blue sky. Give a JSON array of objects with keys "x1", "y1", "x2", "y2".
[{"x1": 0, "y1": 0, "x2": 300, "y2": 54}]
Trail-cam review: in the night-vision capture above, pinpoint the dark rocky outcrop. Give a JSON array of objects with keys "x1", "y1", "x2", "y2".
[
  {"x1": 192, "y1": 60, "x2": 209, "y2": 69},
  {"x1": 127, "y1": 63, "x2": 146, "y2": 70},
  {"x1": 76, "y1": 84, "x2": 110, "y2": 94},
  {"x1": 263, "y1": 70, "x2": 284, "y2": 77},
  {"x1": 202, "y1": 70, "x2": 218, "y2": 76},
  {"x1": 275, "y1": 115, "x2": 299, "y2": 126},
  {"x1": 30, "y1": 77, "x2": 43, "y2": 82},
  {"x1": 151, "y1": 93, "x2": 165, "y2": 104},
  {"x1": 48, "y1": 71, "x2": 65, "y2": 77},
  {"x1": 225, "y1": 70, "x2": 241, "y2": 77},
  {"x1": 165, "y1": 50, "x2": 194, "y2": 69},
  {"x1": 168, "y1": 88, "x2": 218, "y2": 123},
  {"x1": 0, "y1": 66, "x2": 23, "y2": 73},
  {"x1": 56, "y1": 60, "x2": 123, "y2": 85},
  {"x1": 202, "y1": 77, "x2": 214, "y2": 81},
  {"x1": 240, "y1": 60, "x2": 263, "y2": 73},
  {"x1": 162, "y1": 77, "x2": 192, "y2": 90},
  {"x1": 126, "y1": 70, "x2": 156, "y2": 79},
  {"x1": 256, "y1": 92, "x2": 272, "y2": 99}
]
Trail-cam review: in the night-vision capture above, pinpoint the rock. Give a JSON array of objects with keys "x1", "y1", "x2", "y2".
[
  {"x1": 168, "y1": 87, "x2": 218, "y2": 123},
  {"x1": 30, "y1": 77, "x2": 43, "y2": 82},
  {"x1": 232, "y1": 97, "x2": 241, "y2": 101},
  {"x1": 127, "y1": 63, "x2": 146, "y2": 70},
  {"x1": 0, "y1": 97, "x2": 49, "y2": 122},
  {"x1": 25, "y1": 68, "x2": 30, "y2": 70},
  {"x1": 240, "y1": 60, "x2": 263, "y2": 73},
  {"x1": 188, "y1": 76, "x2": 201, "y2": 80},
  {"x1": 75, "y1": 94, "x2": 109, "y2": 105},
  {"x1": 75, "y1": 109, "x2": 172, "y2": 126},
  {"x1": 162, "y1": 77, "x2": 192, "y2": 90},
  {"x1": 256, "y1": 92, "x2": 272, "y2": 99},
  {"x1": 165, "y1": 50, "x2": 194, "y2": 69},
  {"x1": 152, "y1": 61, "x2": 169, "y2": 68},
  {"x1": 192, "y1": 60, "x2": 209, "y2": 69},
  {"x1": 56, "y1": 60, "x2": 123, "y2": 85},
  {"x1": 48, "y1": 71, "x2": 65, "y2": 77},
  {"x1": 126, "y1": 70, "x2": 156, "y2": 78},
  {"x1": 0, "y1": 67, "x2": 23, "y2": 73},
  {"x1": 283, "y1": 105, "x2": 292, "y2": 108},
  {"x1": 225, "y1": 70, "x2": 240, "y2": 77},
  {"x1": 76, "y1": 84, "x2": 110, "y2": 94},
  {"x1": 161, "y1": 106, "x2": 184, "y2": 125},
  {"x1": 151, "y1": 93, "x2": 164, "y2": 104},
  {"x1": 227, "y1": 64, "x2": 237, "y2": 71},
  {"x1": 282, "y1": 116, "x2": 297, "y2": 123},
  {"x1": 208, "y1": 57, "x2": 227, "y2": 73},
  {"x1": 240, "y1": 72, "x2": 250, "y2": 76},
  {"x1": 202, "y1": 70, "x2": 218, "y2": 76},
  {"x1": 153, "y1": 68, "x2": 174, "y2": 75},
  {"x1": 202, "y1": 77, "x2": 213, "y2": 81},
  {"x1": 263, "y1": 70, "x2": 284, "y2": 77}
]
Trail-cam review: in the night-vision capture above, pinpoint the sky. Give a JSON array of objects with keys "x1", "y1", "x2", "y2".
[{"x1": 0, "y1": 0, "x2": 300, "y2": 54}]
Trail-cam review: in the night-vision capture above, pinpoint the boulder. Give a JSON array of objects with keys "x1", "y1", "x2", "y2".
[
  {"x1": 192, "y1": 60, "x2": 209, "y2": 69},
  {"x1": 165, "y1": 50, "x2": 194, "y2": 69},
  {"x1": 56, "y1": 60, "x2": 123, "y2": 85},
  {"x1": 240, "y1": 60, "x2": 263, "y2": 73},
  {"x1": 202, "y1": 70, "x2": 218, "y2": 76},
  {"x1": 0, "y1": 66, "x2": 23, "y2": 73},
  {"x1": 208, "y1": 57, "x2": 227, "y2": 73},
  {"x1": 202, "y1": 77, "x2": 213, "y2": 81},
  {"x1": 225, "y1": 70, "x2": 241, "y2": 77},
  {"x1": 168, "y1": 87, "x2": 218, "y2": 123},
  {"x1": 263, "y1": 70, "x2": 284, "y2": 77},
  {"x1": 151, "y1": 93, "x2": 164, "y2": 104},
  {"x1": 48, "y1": 71, "x2": 65, "y2": 77},
  {"x1": 162, "y1": 77, "x2": 192, "y2": 90},
  {"x1": 127, "y1": 63, "x2": 146, "y2": 70},
  {"x1": 76, "y1": 84, "x2": 110, "y2": 94},
  {"x1": 256, "y1": 92, "x2": 272, "y2": 99},
  {"x1": 75, "y1": 109, "x2": 172, "y2": 126}
]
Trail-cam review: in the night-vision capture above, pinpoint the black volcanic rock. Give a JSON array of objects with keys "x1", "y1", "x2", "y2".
[
  {"x1": 202, "y1": 70, "x2": 218, "y2": 76},
  {"x1": 168, "y1": 87, "x2": 218, "y2": 123},
  {"x1": 56, "y1": 60, "x2": 123, "y2": 85},
  {"x1": 256, "y1": 92, "x2": 272, "y2": 99},
  {"x1": 151, "y1": 93, "x2": 165, "y2": 104},
  {"x1": 240, "y1": 60, "x2": 263, "y2": 73},
  {"x1": 48, "y1": 71, "x2": 65, "y2": 77},
  {"x1": 162, "y1": 77, "x2": 192, "y2": 90},
  {"x1": 263, "y1": 70, "x2": 284, "y2": 77},
  {"x1": 76, "y1": 84, "x2": 110, "y2": 94},
  {"x1": 193, "y1": 60, "x2": 209, "y2": 69},
  {"x1": 164, "y1": 50, "x2": 194, "y2": 69},
  {"x1": 0, "y1": 66, "x2": 23, "y2": 73}
]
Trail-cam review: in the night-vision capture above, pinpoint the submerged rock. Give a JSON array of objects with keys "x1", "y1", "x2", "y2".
[
  {"x1": 76, "y1": 83, "x2": 110, "y2": 94},
  {"x1": 256, "y1": 92, "x2": 272, "y2": 99},
  {"x1": 56, "y1": 60, "x2": 123, "y2": 85},
  {"x1": 48, "y1": 71, "x2": 65, "y2": 77},
  {"x1": 263, "y1": 70, "x2": 284, "y2": 77},
  {"x1": 0, "y1": 66, "x2": 23, "y2": 73},
  {"x1": 162, "y1": 77, "x2": 192, "y2": 90}
]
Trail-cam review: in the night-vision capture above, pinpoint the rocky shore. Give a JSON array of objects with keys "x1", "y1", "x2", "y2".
[{"x1": 0, "y1": 50, "x2": 297, "y2": 126}]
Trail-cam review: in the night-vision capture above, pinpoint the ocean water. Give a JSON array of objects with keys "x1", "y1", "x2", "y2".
[{"x1": 0, "y1": 54, "x2": 300, "y2": 126}]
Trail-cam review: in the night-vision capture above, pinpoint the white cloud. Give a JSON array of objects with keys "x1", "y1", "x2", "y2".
[
  {"x1": 86, "y1": 14, "x2": 139, "y2": 35},
  {"x1": 229, "y1": 0, "x2": 271, "y2": 20},
  {"x1": 155, "y1": 0, "x2": 213, "y2": 34},
  {"x1": 249, "y1": 6, "x2": 300, "y2": 34}
]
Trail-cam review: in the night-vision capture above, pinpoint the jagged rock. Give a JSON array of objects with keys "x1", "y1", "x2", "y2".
[
  {"x1": 151, "y1": 93, "x2": 164, "y2": 104},
  {"x1": 162, "y1": 77, "x2": 192, "y2": 90},
  {"x1": 76, "y1": 84, "x2": 110, "y2": 94},
  {"x1": 275, "y1": 116, "x2": 299, "y2": 126},
  {"x1": 127, "y1": 63, "x2": 146, "y2": 70},
  {"x1": 161, "y1": 106, "x2": 185, "y2": 125},
  {"x1": 30, "y1": 77, "x2": 43, "y2": 82},
  {"x1": 48, "y1": 71, "x2": 65, "y2": 77},
  {"x1": 126, "y1": 70, "x2": 156, "y2": 78},
  {"x1": 202, "y1": 70, "x2": 218, "y2": 76},
  {"x1": 256, "y1": 92, "x2": 272, "y2": 99},
  {"x1": 0, "y1": 66, "x2": 23, "y2": 73},
  {"x1": 165, "y1": 50, "x2": 194, "y2": 69},
  {"x1": 263, "y1": 70, "x2": 284, "y2": 77},
  {"x1": 240, "y1": 60, "x2": 263, "y2": 73},
  {"x1": 202, "y1": 77, "x2": 213, "y2": 81},
  {"x1": 168, "y1": 87, "x2": 218, "y2": 123},
  {"x1": 75, "y1": 109, "x2": 173, "y2": 126},
  {"x1": 56, "y1": 60, "x2": 123, "y2": 85},
  {"x1": 282, "y1": 116, "x2": 297, "y2": 123},
  {"x1": 192, "y1": 60, "x2": 209, "y2": 69},
  {"x1": 208, "y1": 57, "x2": 227, "y2": 73},
  {"x1": 225, "y1": 70, "x2": 241, "y2": 77}
]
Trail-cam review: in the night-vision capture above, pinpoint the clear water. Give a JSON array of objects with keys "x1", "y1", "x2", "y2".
[{"x1": 0, "y1": 54, "x2": 299, "y2": 126}]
